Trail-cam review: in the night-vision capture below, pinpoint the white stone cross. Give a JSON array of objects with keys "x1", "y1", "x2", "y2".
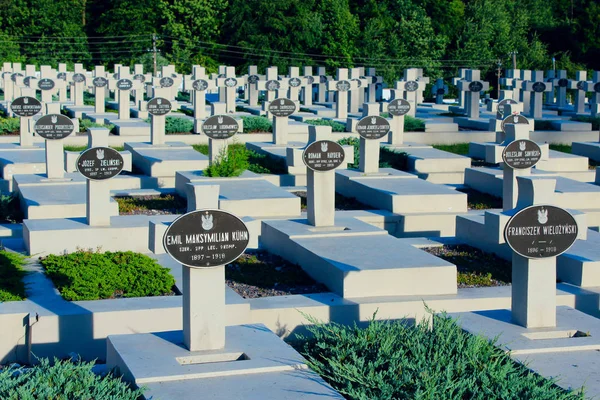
[
  {"x1": 1, "y1": 63, "x2": 15, "y2": 104},
  {"x1": 149, "y1": 88, "x2": 172, "y2": 145},
  {"x1": 452, "y1": 68, "x2": 468, "y2": 108},
  {"x1": 183, "y1": 66, "x2": 216, "y2": 132},
  {"x1": 109, "y1": 66, "x2": 143, "y2": 120},
  {"x1": 348, "y1": 68, "x2": 369, "y2": 114},
  {"x1": 551, "y1": 70, "x2": 568, "y2": 108},
  {"x1": 327, "y1": 68, "x2": 358, "y2": 119},
  {"x1": 316, "y1": 66, "x2": 332, "y2": 103},
  {"x1": 358, "y1": 103, "x2": 385, "y2": 174},
  {"x1": 457, "y1": 69, "x2": 489, "y2": 119},
  {"x1": 568, "y1": 71, "x2": 589, "y2": 114},
  {"x1": 216, "y1": 66, "x2": 245, "y2": 113},
  {"x1": 92, "y1": 66, "x2": 108, "y2": 114},
  {"x1": 301, "y1": 66, "x2": 318, "y2": 107},
  {"x1": 544, "y1": 70, "x2": 555, "y2": 106},
  {"x1": 524, "y1": 71, "x2": 552, "y2": 119},
  {"x1": 245, "y1": 65, "x2": 263, "y2": 106},
  {"x1": 285, "y1": 67, "x2": 307, "y2": 102},
  {"x1": 69, "y1": 63, "x2": 88, "y2": 106},
  {"x1": 365, "y1": 67, "x2": 383, "y2": 103},
  {"x1": 431, "y1": 78, "x2": 448, "y2": 104},
  {"x1": 500, "y1": 69, "x2": 521, "y2": 102}
]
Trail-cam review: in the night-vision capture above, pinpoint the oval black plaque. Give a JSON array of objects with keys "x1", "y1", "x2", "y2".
[
  {"x1": 532, "y1": 82, "x2": 546, "y2": 93},
  {"x1": 303, "y1": 140, "x2": 345, "y2": 172},
  {"x1": 352, "y1": 78, "x2": 362, "y2": 88},
  {"x1": 501, "y1": 113, "x2": 530, "y2": 133},
  {"x1": 11, "y1": 73, "x2": 23, "y2": 82},
  {"x1": 133, "y1": 74, "x2": 145, "y2": 83},
  {"x1": 265, "y1": 80, "x2": 280, "y2": 91},
  {"x1": 34, "y1": 114, "x2": 74, "y2": 140},
  {"x1": 505, "y1": 205, "x2": 578, "y2": 259},
  {"x1": 268, "y1": 98, "x2": 296, "y2": 117},
  {"x1": 497, "y1": 98, "x2": 518, "y2": 119},
  {"x1": 576, "y1": 81, "x2": 585, "y2": 90},
  {"x1": 558, "y1": 78, "x2": 569, "y2": 88},
  {"x1": 594, "y1": 82, "x2": 600, "y2": 93},
  {"x1": 57, "y1": 72, "x2": 67, "y2": 81},
  {"x1": 388, "y1": 99, "x2": 411, "y2": 116},
  {"x1": 436, "y1": 88, "x2": 446, "y2": 95},
  {"x1": 11, "y1": 96, "x2": 42, "y2": 117},
  {"x1": 38, "y1": 78, "x2": 55, "y2": 91},
  {"x1": 502, "y1": 139, "x2": 541, "y2": 169},
  {"x1": 160, "y1": 77, "x2": 174, "y2": 88},
  {"x1": 113, "y1": 73, "x2": 120, "y2": 80},
  {"x1": 192, "y1": 79, "x2": 209, "y2": 91},
  {"x1": 93, "y1": 77, "x2": 108, "y2": 88},
  {"x1": 336, "y1": 80, "x2": 351, "y2": 92},
  {"x1": 305, "y1": 76, "x2": 315, "y2": 85},
  {"x1": 163, "y1": 209, "x2": 250, "y2": 268},
  {"x1": 224, "y1": 77, "x2": 238, "y2": 87},
  {"x1": 319, "y1": 75, "x2": 328, "y2": 84},
  {"x1": 469, "y1": 81, "x2": 483, "y2": 92},
  {"x1": 23, "y1": 76, "x2": 34, "y2": 87},
  {"x1": 116, "y1": 79, "x2": 133, "y2": 91},
  {"x1": 356, "y1": 115, "x2": 391, "y2": 140},
  {"x1": 289, "y1": 77, "x2": 301, "y2": 87},
  {"x1": 405, "y1": 81, "x2": 419, "y2": 92},
  {"x1": 72, "y1": 73, "x2": 86, "y2": 83},
  {"x1": 247, "y1": 75, "x2": 259, "y2": 84},
  {"x1": 202, "y1": 115, "x2": 239, "y2": 139},
  {"x1": 76, "y1": 147, "x2": 124, "y2": 181},
  {"x1": 147, "y1": 97, "x2": 172, "y2": 116}
]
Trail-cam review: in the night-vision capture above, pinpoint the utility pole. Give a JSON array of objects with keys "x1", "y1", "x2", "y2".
[
  {"x1": 510, "y1": 51, "x2": 517, "y2": 70},
  {"x1": 152, "y1": 34, "x2": 157, "y2": 77},
  {"x1": 496, "y1": 60, "x2": 502, "y2": 99}
]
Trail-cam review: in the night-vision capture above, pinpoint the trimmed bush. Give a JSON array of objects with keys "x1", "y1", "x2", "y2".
[
  {"x1": 78, "y1": 118, "x2": 115, "y2": 133},
  {"x1": 295, "y1": 312, "x2": 584, "y2": 400},
  {"x1": 338, "y1": 137, "x2": 408, "y2": 171},
  {"x1": 241, "y1": 116, "x2": 272, "y2": 133},
  {"x1": 0, "y1": 193, "x2": 24, "y2": 223},
  {"x1": 305, "y1": 119, "x2": 346, "y2": 132},
  {"x1": 0, "y1": 117, "x2": 20, "y2": 135},
  {"x1": 0, "y1": 250, "x2": 27, "y2": 302},
  {"x1": 404, "y1": 115, "x2": 426, "y2": 131},
  {"x1": 194, "y1": 144, "x2": 287, "y2": 175},
  {"x1": 41, "y1": 250, "x2": 176, "y2": 301},
  {"x1": 165, "y1": 116, "x2": 193, "y2": 134},
  {"x1": 203, "y1": 144, "x2": 249, "y2": 177},
  {"x1": 0, "y1": 356, "x2": 143, "y2": 399}
]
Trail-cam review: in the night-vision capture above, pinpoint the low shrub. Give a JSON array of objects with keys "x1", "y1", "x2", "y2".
[
  {"x1": 0, "y1": 356, "x2": 143, "y2": 400},
  {"x1": 83, "y1": 91, "x2": 95, "y2": 106},
  {"x1": 549, "y1": 144, "x2": 572, "y2": 154},
  {"x1": 203, "y1": 144, "x2": 249, "y2": 177},
  {"x1": 0, "y1": 117, "x2": 20, "y2": 135},
  {"x1": 305, "y1": 119, "x2": 346, "y2": 132},
  {"x1": 0, "y1": 250, "x2": 27, "y2": 302},
  {"x1": 571, "y1": 115, "x2": 600, "y2": 130},
  {"x1": 337, "y1": 137, "x2": 408, "y2": 171},
  {"x1": 78, "y1": 118, "x2": 115, "y2": 133},
  {"x1": 41, "y1": 249, "x2": 175, "y2": 301},
  {"x1": 404, "y1": 115, "x2": 426, "y2": 131},
  {"x1": 295, "y1": 312, "x2": 584, "y2": 400},
  {"x1": 194, "y1": 144, "x2": 287, "y2": 175},
  {"x1": 165, "y1": 116, "x2": 193, "y2": 134},
  {"x1": 241, "y1": 116, "x2": 272, "y2": 133},
  {"x1": 0, "y1": 193, "x2": 24, "y2": 223}
]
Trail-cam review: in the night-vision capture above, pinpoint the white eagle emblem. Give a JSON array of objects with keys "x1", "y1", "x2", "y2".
[
  {"x1": 371, "y1": 117, "x2": 376, "y2": 125},
  {"x1": 202, "y1": 213, "x2": 214, "y2": 230},
  {"x1": 519, "y1": 141, "x2": 526, "y2": 151},
  {"x1": 217, "y1": 116, "x2": 223, "y2": 124},
  {"x1": 96, "y1": 149, "x2": 104, "y2": 160},
  {"x1": 321, "y1": 142, "x2": 328, "y2": 152},
  {"x1": 537, "y1": 208, "x2": 548, "y2": 224},
  {"x1": 51, "y1": 115, "x2": 58, "y2": 124}
]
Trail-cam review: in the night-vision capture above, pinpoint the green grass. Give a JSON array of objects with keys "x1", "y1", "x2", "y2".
[
  {"x1": 0, "y1": 250, "x2": 28, "y2": 302},
  {"x1": 294, "y1": 312, "x2": 583, "y2": 400},
  {"x1": 0, "y1": 193, "x2": 24, "y2": 223},
  {"x1": 0, "y1": 356, "x2": 143, "y2": 399},
  {"x1": 79, "y1": 118, "x2": 115, "y2": 133},
  {"x1": 193, "y1": 143, "x2": 287, "y2": 175},
  {"x1": 0, "y1": 117, "x2": 20, "y2": 135},
  {"x1": 338, "y1": 137, "x2": 409, "y2": 171},
  {"x1": 41, "y1": 249, "x2": 176, "y2": 301},
  {"x1": 241, "y1": 116, "x2": 272, "y2": 133},
  {"x1": 571, "y1": 115, "x2": 600, "y2": 130},
  {"x1": 305, "y1": 119, "x2": 346, "y2": 132},
  {"x1": 115, "y1": 194, "x2": 186, "y2": 214},
  {"x1": 433, "y1": 143, "x2": 470, "y2": 155},
  {"x1": 549, "y1": 144, "x2": 572, "y2": 154},
  {"x1": 458, "y1": 188, "x2": 503, "y2": 210}
]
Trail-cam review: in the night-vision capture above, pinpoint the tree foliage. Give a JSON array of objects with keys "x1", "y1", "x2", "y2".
[{"x1": 0, "y1": 0, "x2": 597, "y2": 83}]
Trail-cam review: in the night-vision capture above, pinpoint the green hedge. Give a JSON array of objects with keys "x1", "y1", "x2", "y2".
[
  {"x1": 0, "y1": 356, "x2": 143, "y2": 400},
  {"x1": 78, "y1": 118, "x2": 115, "y2": 133},
  {"x1": 0, "y1": 250, "x2": 27, "y2": 302},
  {"x1": 305, "y1": 119, "x2": 346, "y2": 132},
  {"x1": 338, "y1": 137, "x2": 408, "y2": 171},
  {"x1": 165, "y1": 116, "x2": 193, "y2": 134},
  {"x1": 241, "y1": 116, "x2": 272, "y2": 133},
  {"x1": 41, "y1": 250, "x2": 175, "y2": 301},
  {"x1": 295, "y1": 312, "x2": 583, "y2": 400},
  {"x1": 0, "y1": 117, "x2": 20, "y2": 135}
]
